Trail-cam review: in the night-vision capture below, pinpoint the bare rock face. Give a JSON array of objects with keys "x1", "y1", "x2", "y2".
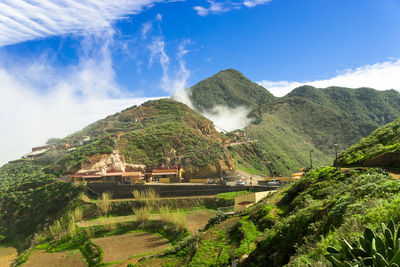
[
  {"x1": 182, "y1": 157, "x2": 236, "y2": 179},
  {"x1": 79, "y1": 150, "x2": 145, "y2": 174}
]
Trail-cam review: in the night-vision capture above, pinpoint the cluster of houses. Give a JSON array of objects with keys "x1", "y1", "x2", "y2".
[
  {"x1": 22, "y1": 136, "x2": 91, "y2": 159},
  {"x1": 67, "y1": 167, "x2": 184, "y2": 184}
]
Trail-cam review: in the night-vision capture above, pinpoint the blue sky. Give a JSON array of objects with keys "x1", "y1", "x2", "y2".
[{"x1": 1, "y1": 0, "x2": 400, "y2": 164}]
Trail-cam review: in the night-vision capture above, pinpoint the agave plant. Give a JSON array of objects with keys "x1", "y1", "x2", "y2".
[{"x1": 325, "y1": 220, "x2": 400, "y2": 267}]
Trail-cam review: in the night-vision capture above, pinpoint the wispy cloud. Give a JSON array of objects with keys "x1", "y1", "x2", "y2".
[
  {"x1": 0, "y1": 34, "x2": 163, "y2": 166},
  {"x1": 143, "y1": 14, "x2": 191, "y2": 94},
  {"x1": 258, "y1": 59, "x2": 400, "y2": 97},
  {"x1": 0, "y1": 0, "x2": 163, "y2": 47},
  {"x1": 193, "y1": 0, "x2": 271, "y2": 16}
]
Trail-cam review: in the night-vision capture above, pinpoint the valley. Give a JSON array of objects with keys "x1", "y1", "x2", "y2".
[{"x1": 2, "y1": 69, "x2": 400, "y2": 266}]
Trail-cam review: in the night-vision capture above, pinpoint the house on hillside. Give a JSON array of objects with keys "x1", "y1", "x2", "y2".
[
  {"x1": 151, "y1": 167, "x2": 183, "y2": 183},
  {"x1": 68, "y1": 170, "x2": 145, "y2": 184},
  {"x1": 69, "y1": 174, "x2": 103, "y2": 183},
  {"x1": 22, "y1": 147, "x2": 50, "y2": 159}
]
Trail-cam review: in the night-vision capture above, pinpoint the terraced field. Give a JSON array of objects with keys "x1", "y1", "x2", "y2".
[
  {"x1": 23, "y1": 249, "x2": 85, "y2": 267},
  {"x1": 93, "y1": 232, "x2": 169, "y2": 264}
]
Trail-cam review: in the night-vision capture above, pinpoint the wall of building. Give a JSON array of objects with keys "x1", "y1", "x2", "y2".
[{"x1": 234, "y1": 191, "x2": 273, "y2": 206}]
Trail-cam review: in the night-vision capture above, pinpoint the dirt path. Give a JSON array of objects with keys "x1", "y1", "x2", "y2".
[
  {"x1": 77, "y1": 214, "x2": 160, "y2": 227},
  {"x1": 0, "y1": 246, "x2": 17, "y2": 267},
  {"x1": 186, "y1": 210, "x2": 217, "y2": 233},
  {"x1": 92, "y1": 232, "x2": 169, "y2": 263}
]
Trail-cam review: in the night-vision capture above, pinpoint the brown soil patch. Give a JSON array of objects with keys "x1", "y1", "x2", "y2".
[
  {"x1": 23, "y1": 250, "x2": 85, "y2": 267},
  {"x1": 0, "y1": 246, "x2": 18, "y2": 267},
  {"x1": 92, "y1": 232, "x2": 169, "y2": 263},
  {"x1": 186, "y1": 209, "x2": 218, "y2": 234}
]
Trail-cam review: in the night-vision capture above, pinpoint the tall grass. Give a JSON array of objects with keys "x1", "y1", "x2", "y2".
[
  {"x1": 103, "y1": 222, "x2": 116, "y2": 232},
  {"x1": 170, "y1": 211, "x2": 187, "y2": 231},
  {"x1": 72, "y1": 206, "x2": 84, "y2": 221},
  {"x1": 159, "y1": 206, "x2": 170, "y2": 224},
  {"x1": 158, "y1": 207, "x2": 187, "y2": 231},
  {"x1": 49, "y1": 220, "x2": 64, "y2": 241},
  {"x1": 96, "y1": 192, "x2": 112, "y2": 215},
  {"x1": 132, "y1": 188, "x2": 159, "y2": 200},
  {"x1": 133, "y1": 207, "x2": 150, "y2": 226}
]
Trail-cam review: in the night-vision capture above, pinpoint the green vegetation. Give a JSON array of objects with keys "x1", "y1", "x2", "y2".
[
  {"x1": 186, "y1": 69, "x2": 276, "y2": 112},
  {"x1": 0, "y1": 163, "x2": 82, "y2": 249},
  {"x1": 187, "y1": 70, "x2": 400, "y2": 176},
  {"x1": 44, "y1": 135, "x2": 115, "y2": 175},
  {"x1": 325, "y1": 220, "x2": 400, "y2": 266},
  {"x1": 241, "y1": 167, "x2": 400, "y2": 266},
  {"x1": 119, "y1": 122, "x2": 226, "y2": 170},
  {"x1": 287, "y1": 85, "x2": 400, "y2": 127},
  {"x1": 216, "y1": 191, "x2": 251, "y2": 201},
  {"x1": 336, "y1": 116, "x2": 400, "y2": 167}
]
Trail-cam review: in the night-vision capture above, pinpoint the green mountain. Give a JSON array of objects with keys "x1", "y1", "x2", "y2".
[
  {"x1": 287, "y1": 85, "x2": 400, "y2": 127},
  {"x1": 46, "y1": 99, "x2": 236, "y2": 178},
  {"x1": 336, "y1": 116, "x2": 400, "y2": 167},
  {"x1": 187, "y1": 70, "x2": 400, "y2": 176},
  {"x1": 187, "y1": 69, "x2": 276, "y2": 112},
  {"x1": 231, "y1": 97, "x2": 375, "y2": 176}
]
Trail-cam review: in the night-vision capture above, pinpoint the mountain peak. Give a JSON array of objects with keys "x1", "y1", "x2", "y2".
[{"x1": 187, "y1": 69, "x2": 276, "y2": 112}]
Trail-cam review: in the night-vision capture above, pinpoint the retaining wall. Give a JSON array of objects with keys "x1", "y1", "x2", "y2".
[{"x1": 86, "y1": 183, "x2": 271, "y2": 198}]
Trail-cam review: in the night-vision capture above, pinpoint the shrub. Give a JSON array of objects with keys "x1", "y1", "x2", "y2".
[
  {"x1": 72, "y1": 206, "x2": 84, "y2": 221},
  {"x1": 133, "y1": 207, "x2": 150, "y2": 226},
  {"x1": 96, "y1": 192, "x2": 112, "y2": 215},
  {"x1": 159, "y1": 206, "x2": 170, "y2": 224}
]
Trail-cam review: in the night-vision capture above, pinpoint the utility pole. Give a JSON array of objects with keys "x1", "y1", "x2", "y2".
[
  {"x1": 310, "y1": 150, "x2": 314, "y2": 169},
  {"x1": 334, "y1": 143, "x2": 338, "y2": 169}
]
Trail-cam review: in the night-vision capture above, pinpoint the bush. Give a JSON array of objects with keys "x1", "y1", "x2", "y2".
[
  {"x1": 133, "y1": 207, "x2": 150, "y2": 226},
  {"x1": 96, "y1": 192, "x2": 112, "y2": 215}
]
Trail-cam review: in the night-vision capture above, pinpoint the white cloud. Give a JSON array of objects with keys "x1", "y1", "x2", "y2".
[
  {"x1": 0, "y1": 0, "x2": 163, "y2": 47},
  {"x1": 258, "y1": 59, "x2": 400, "y2": 97},
  {"x1": 193, "y1": 0, "x2": 270, "y2": 16},
  {"x1": 0, "y1": 34, "x2": 164, "y2": 166},
  {"x1": 201, "y1": 106, "x2": 253, "y2": 132},
  {"x1": 243, "y1": 0, "x2": 271, "y2": 8}
]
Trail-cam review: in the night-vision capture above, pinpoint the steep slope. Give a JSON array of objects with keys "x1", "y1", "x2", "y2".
[
  {"x1": 46, "y1": 99, "x2": 236, "y2": 178},
  {"x1": 0, "y1": 98, "x2": 236, "y2": 250},
  {"x1": 139, "y1": 167, "x2": 400, "y2": 266},
  {"x1": 287, "y1": 85, "x2": 400, "y2": 127},
  {"x1": 336, "y1": 116, "x2": 400, "y2": 167},
  {"x1": 187, "y1": 69, "x2": 276, "y2": 112}
]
